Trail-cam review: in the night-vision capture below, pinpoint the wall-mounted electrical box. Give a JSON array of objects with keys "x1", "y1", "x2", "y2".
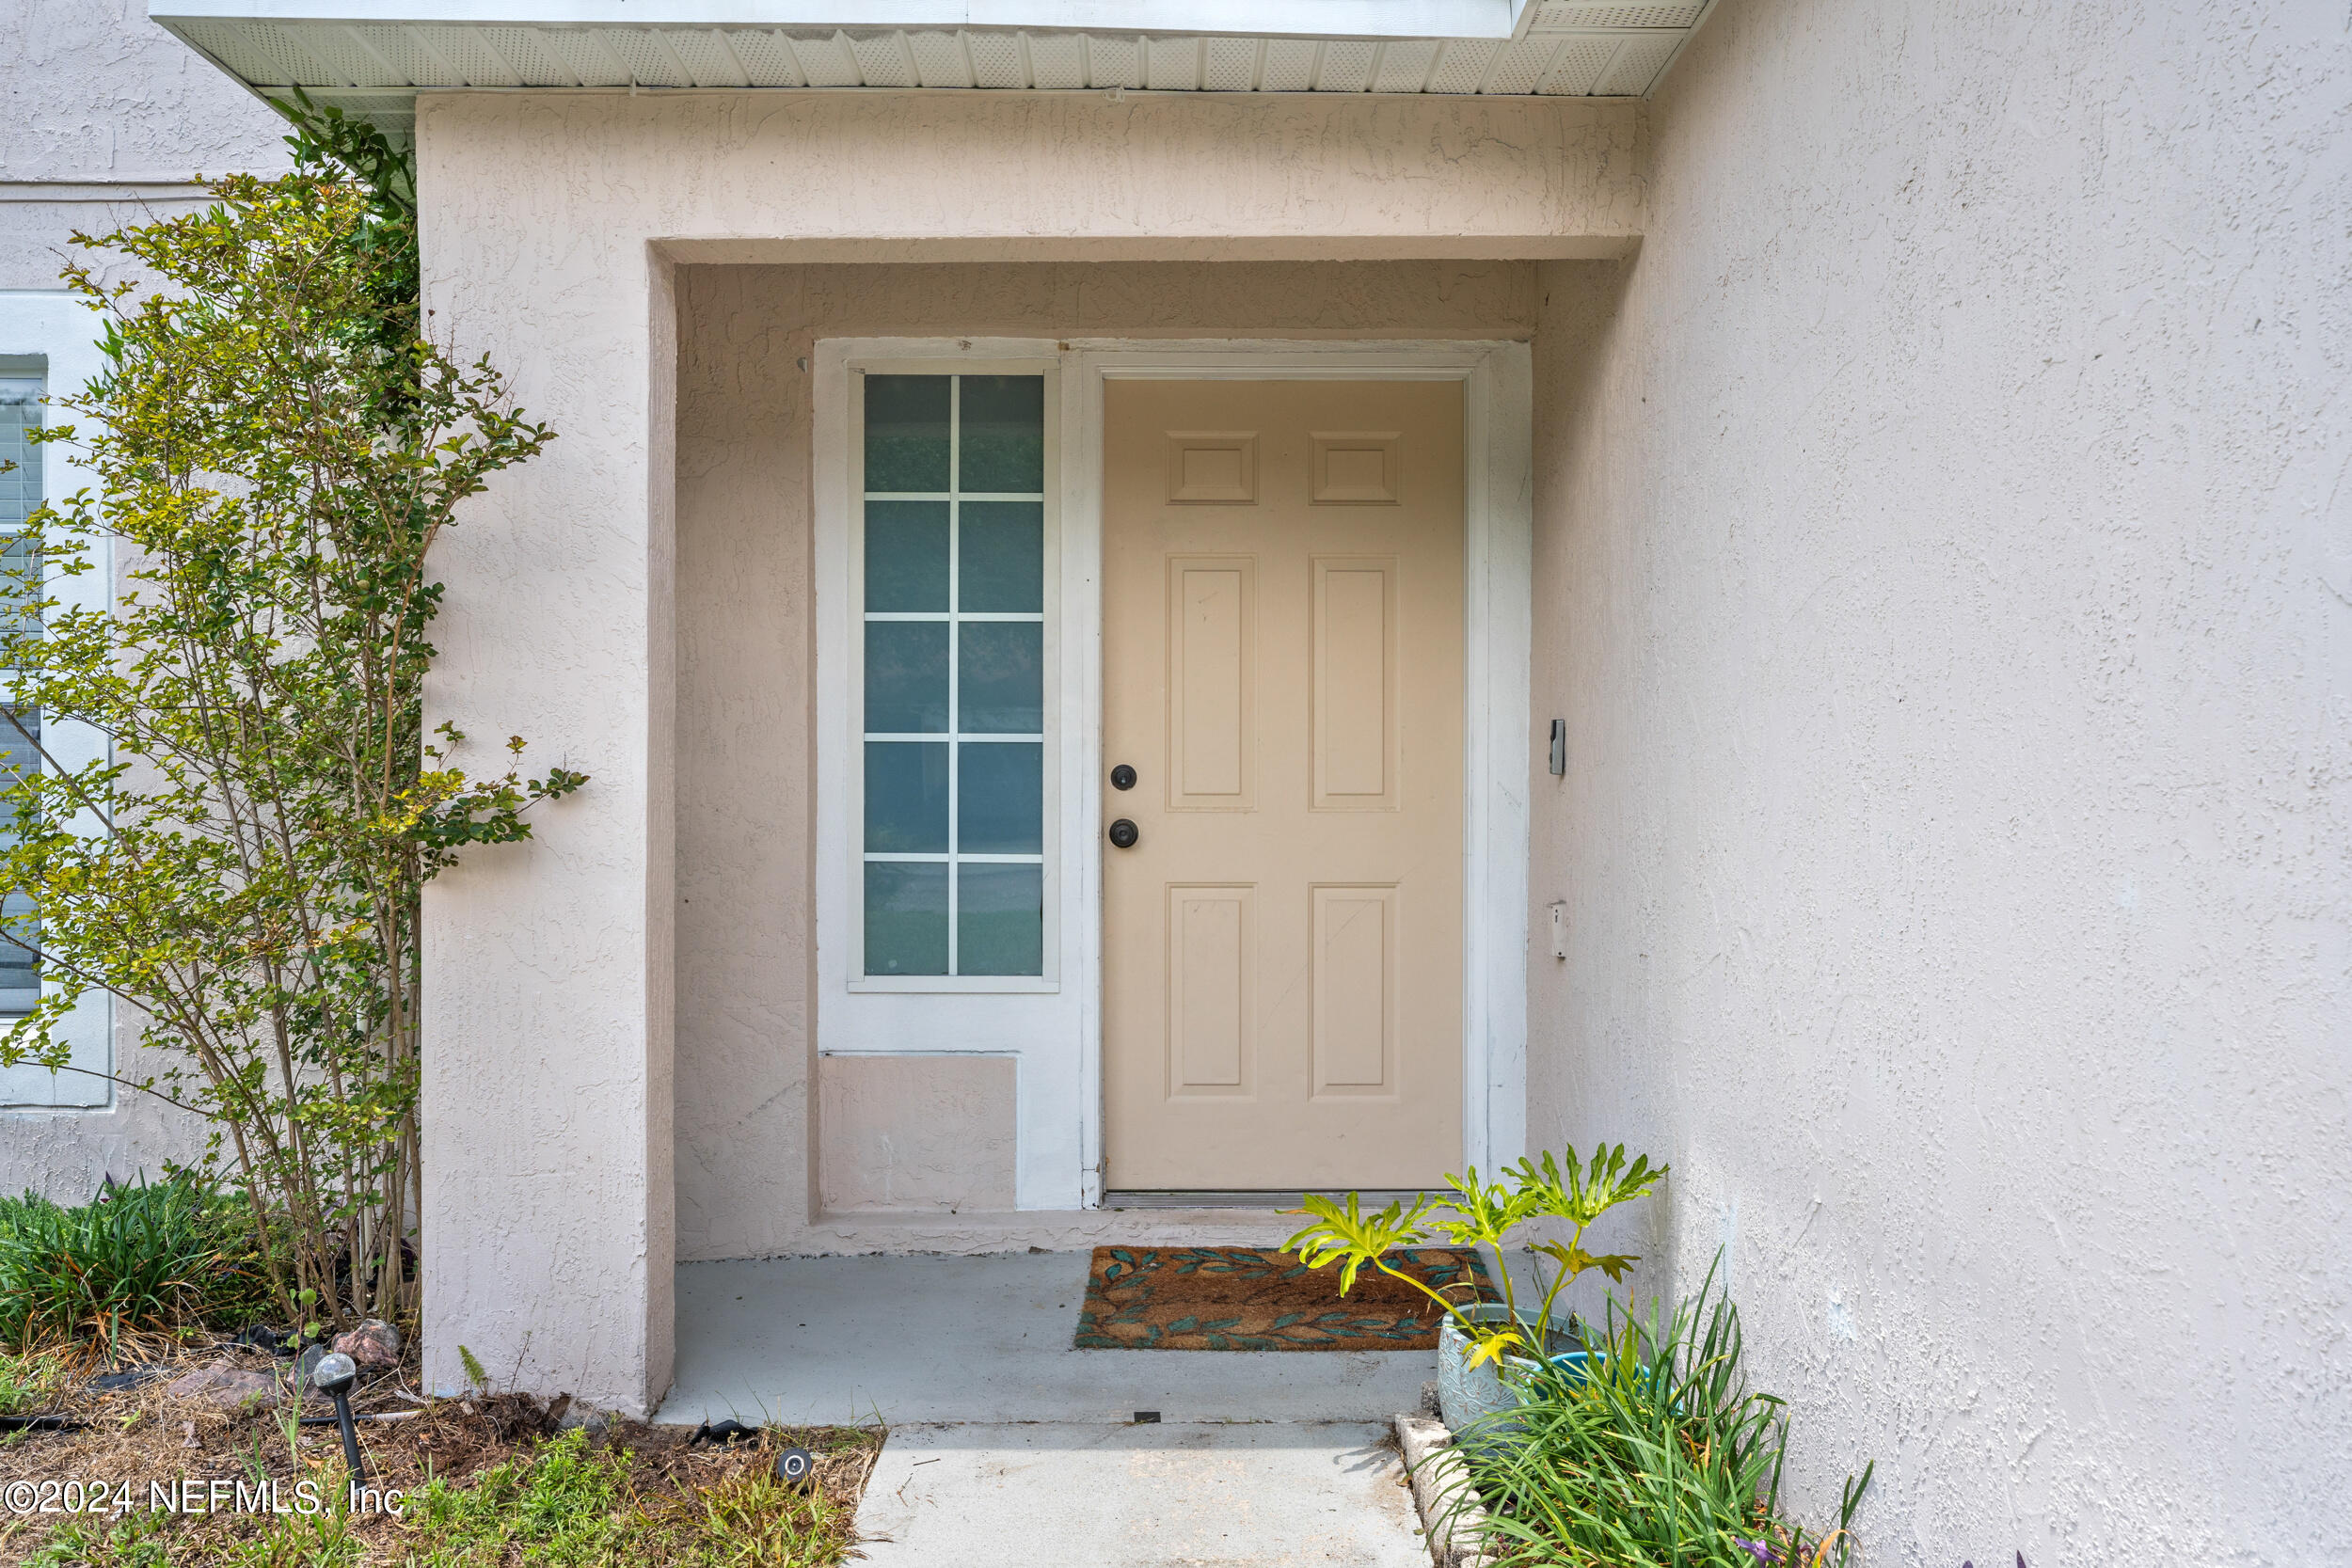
[{"x1": 1549, "y1": 901, "x2": 1568, "y2": 959}]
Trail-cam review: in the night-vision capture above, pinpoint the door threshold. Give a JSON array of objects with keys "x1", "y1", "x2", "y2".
[{"x1": 1102, "y1": 1190, "x2": 1426, "y2": 1211}]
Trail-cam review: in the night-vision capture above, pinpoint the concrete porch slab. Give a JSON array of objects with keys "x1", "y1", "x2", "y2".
[
  {"x1": 655, "y1": 1252, "x2": 1436, "y2": 1428},
  {"x1": 852, "y1": 1421, "x2": 1429, "y2": 1568}
]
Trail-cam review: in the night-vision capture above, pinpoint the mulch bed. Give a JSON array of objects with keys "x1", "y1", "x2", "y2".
[
  {"x1": 1074, "y1": 1245, "x2": 1490, "y2": 1351},
  {"x1": 0, "y1": 1336, "x2": 881, "y2": 1565}
]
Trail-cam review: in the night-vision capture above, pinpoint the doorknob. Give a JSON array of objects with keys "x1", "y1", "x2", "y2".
[
  {"x1": 1107, "y1": 818, "x2": 1140, "y2": 849},
  {"x1": 1110, "y1": 764, "x2": 1136, "y2": 790}
]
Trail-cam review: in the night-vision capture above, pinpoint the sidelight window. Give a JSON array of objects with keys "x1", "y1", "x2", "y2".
[{"x1": 858, "y1": 373, "x2": 1047, "y2": 978}]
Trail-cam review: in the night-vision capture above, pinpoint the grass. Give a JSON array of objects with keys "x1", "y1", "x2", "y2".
[
  {"x1": 7, "y1": 1431, "x2": 872, "y2": 1567},
  {"x1": 402, "y1": 1427, "x2": 864, "y2": 1567},
  {"x1": 0, "y1": 1378, "x2": 882, "y2": 1568},
  {"x1": 0, "y1": 1175, "x2": 278, "y2": 1360},
  {"x1": 1439, "y1": 1259, "x2": 1873, "y2": 1568},
  {"x1": 0, "y1": 1350, "x2": 73, "y2": 1417}
]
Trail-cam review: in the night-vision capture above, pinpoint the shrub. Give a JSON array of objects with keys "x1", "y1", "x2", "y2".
[
  {"x1": 0, "y1": 103, "x2": 576, "y2": 1333},
  {"x1": 1443, "y1": 1259, "x2": 1872, "y2": 1568},
  {"x1": 0, "y1": 1174, "x2": 275, "y2": 1355}
]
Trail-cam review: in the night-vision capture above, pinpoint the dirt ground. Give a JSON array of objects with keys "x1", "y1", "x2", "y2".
[{"x1": 0, "y1": 1337, "x2": 882, "y2": 1564}]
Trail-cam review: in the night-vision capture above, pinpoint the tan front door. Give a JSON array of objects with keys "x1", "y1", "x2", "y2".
[{"x1": 1102, "y1": 379, "x2": 1465, "y2": 1192}]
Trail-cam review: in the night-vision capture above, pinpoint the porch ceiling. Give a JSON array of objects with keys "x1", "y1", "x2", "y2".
[{"x1": 151, "y1": 0, "x2": 1715, "y2": 137}]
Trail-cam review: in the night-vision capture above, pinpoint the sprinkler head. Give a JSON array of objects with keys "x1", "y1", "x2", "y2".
[{"x1": 311, "y1": 1352, "x2": 358, "y2": 1400}]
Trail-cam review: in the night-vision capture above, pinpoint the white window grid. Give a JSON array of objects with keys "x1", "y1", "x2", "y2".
[{"x1": 861, "y1": 373, "x2": 1048, "y2": 978}]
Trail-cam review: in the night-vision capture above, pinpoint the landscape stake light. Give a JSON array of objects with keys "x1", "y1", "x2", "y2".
[
  {"x1": 311, "y1": 1351, "x2": 363, "y2": 1483},
  {"x1": 775, "y1": 1446, "x2": 816, "y2": 1489}
]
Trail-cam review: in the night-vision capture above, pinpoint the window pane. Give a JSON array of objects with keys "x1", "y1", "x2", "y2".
[
  {"x1": 0, "y1": 377, "x2": 40, "y2": 643},
  {"x1": 866, "y1": 862, "x2": 947, "y2": 976},
  {"x1": 866, "y1": 500, "x2": 948, "y2": 611},
  {"x1": 957, "y1": 375, "x2": 1043, "y2": 493},
  {"x1": 958, "y1": 622, "x2": 1042, "y2": 735},
  {"x1": 959, "y1": 501, "x2": 1042, "y2": 613},
  {"x1": 958, "y1": 742, "x2": 1041, "y2": 855},
  {"x1": 958, "y1": 863, "x2": 1042, "y2": 976},
  {"x1": 0, "y1": 706, "x2": 36, "y2": 1008},
  {"x1": 866, "y1": 622, "x2": 948, "y2": 734},
  {"x1": 865, "y1": 374, "x2": 950, "y2": 492},
  {"x1": 865, "y1": 742, "x2": 948, "y2": 852}
]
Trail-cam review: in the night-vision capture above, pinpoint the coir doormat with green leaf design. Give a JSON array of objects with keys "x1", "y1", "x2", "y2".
[{"x1": 1073, "y1": 1245, "x2": 1491, "y2": 1351}]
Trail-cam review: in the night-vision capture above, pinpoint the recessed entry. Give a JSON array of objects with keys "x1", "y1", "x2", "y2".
[
  {"x1": 1311, "y1": 432, "x2": 1402, "y2": 504},
  {"x1": 1166, "y1": 431, "x2": 1259, "y2": 504}
]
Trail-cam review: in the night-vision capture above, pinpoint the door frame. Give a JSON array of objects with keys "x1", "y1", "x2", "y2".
[{"x1": 815, "y1": 336, "x2": 1531, "y2": 1210}]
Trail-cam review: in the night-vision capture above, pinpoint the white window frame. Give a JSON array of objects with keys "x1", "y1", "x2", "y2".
[
  {"x1": 0, "y1": 293, "x2": 116, "y2": 1111},
  {"x1": 845, "y1": 356, "x2": 1062, "y2": 994},
  {"x1": 816, "y1": 336, "x2": 1530, "y2": 1212}
]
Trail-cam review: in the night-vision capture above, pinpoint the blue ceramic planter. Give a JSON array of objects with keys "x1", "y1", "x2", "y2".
[{"x1": 1435, "y1": 1305, "x2": 1595, "y2": 1434}]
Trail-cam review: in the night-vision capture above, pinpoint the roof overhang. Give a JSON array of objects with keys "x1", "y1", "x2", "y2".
[{"x1": 151, "y1": 0, "x2": 1715, "y2": 139}]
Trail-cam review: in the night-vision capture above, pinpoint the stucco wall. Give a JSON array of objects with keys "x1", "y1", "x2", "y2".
[
  {"x1": 1, "y1": 0, "x2": 287, "y2": 289},
  {"x1": 673, "y1": 258, "x2": 1541, "y2": 1260},
  {"x1": 1525, "y1": 0, "x2": 2349, "y2": 1560},
  {"x1": 418, "y1": 87, "x2": 1620, "y2": 1414}
]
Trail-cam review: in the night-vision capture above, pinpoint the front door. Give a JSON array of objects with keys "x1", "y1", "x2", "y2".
[{"x1": 1102, "y1": 379, "x2": 1465, "y2": 1193}]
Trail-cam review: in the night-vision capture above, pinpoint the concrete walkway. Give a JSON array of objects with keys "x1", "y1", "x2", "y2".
[
  {"x1": 655, "y1": 1252, "x2": 1438, "y2": 1566},
  {"x1": 854, "y1": 1421, "x2": 1427, "y2": 1568}
]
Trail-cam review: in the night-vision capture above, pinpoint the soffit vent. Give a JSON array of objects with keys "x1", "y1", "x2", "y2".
[{"x1": 158, "y1": 3, "x2": 1720, "y2": 140}]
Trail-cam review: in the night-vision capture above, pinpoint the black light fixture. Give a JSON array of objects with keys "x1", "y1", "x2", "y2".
[
  {"x1": 310, "y1": 1351, "x2": 364, "y2": 1483},
  {"x1": 773, "y1": 1445, "x2": 816, "y2": 1489}
]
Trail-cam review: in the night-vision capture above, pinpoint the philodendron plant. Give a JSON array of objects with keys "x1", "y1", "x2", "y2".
[{"x1": 1286, "y1": 1143, "x2": 1667, "y2": 1373}]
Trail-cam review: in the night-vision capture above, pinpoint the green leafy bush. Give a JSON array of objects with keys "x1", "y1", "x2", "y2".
[
  {"x1": 0, "y1": 110, "x2": 574, "y2": 1332},
  {"x1": 1288, "y1": 1143, "x2": 1668, "y2": 1371},
  {"x1": 0, "y1": 1174, "x2": 275, "y2": 1354},
  {"x1": 1440, "y1": 1259, "x2": 1871, "y2": 1568}
]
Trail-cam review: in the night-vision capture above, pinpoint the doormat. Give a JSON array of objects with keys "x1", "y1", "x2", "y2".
[{"x1": 1073, "y1": 1245, "x2": 1491, "y2": 1351}]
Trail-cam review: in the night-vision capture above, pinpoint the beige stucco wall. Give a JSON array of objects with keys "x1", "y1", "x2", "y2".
[
  {"x1": 418, "y1": 87, "x2": 1629, "y2": 1416},
  {"x1": 673, "y1": 258, "x2": 1544, "y2": 1261},
  {"x1": 1525, "y1": 0, "x2": 2348, "y2": 1559}
]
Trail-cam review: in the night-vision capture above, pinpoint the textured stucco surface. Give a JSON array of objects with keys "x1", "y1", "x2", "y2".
[
  {"x1": 417, "y1": 84, "x2": 1591, "y2": 1415},
  {"x1": 1525, "y1": 0, "x2": 2349, "y2": 1560},
  {"x1": 671, "y1": 258, "x2": 1539, "y2": 1263},
  {"x1": 0, "y1": 0, "x2": 284, "y2": 183},
  {"x1": 816, "y1": 1055, "x2": 1016, "y2": 1214},
  {"x1": 1, "y1": 0, "x2": 287, "y2": 289}
]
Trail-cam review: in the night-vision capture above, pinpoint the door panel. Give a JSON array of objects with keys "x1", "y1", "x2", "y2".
[
  {"x1": 1312, "y1": 559, "x2": 1397, "y2": 809},
  {"x1": 1168, "y1": 885, "x2": 1253, "y2": 1094},
  {"x1": 1103, "y1": 379, "x2": 1464, "y2": 1192},
  {"x1": 1168, "y1": 560, "x2": 1255, "y2": 808}
]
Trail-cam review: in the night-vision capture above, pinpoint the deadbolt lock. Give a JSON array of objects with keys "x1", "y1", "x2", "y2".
[{"x1": 1110, "y1": 764, "x2": 1137, "y2": 790}]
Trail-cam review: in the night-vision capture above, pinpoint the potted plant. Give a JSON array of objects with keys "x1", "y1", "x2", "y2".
[{"x1": 1286, "y1": 1143, "x2": 1666, "y2": 1432}]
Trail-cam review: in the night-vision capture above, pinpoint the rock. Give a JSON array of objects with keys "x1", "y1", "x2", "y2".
[
  {"x1": 556, "y1": 1403, "x2": 614, "y2": 1434},
  {"x1": 1419, "y1": 1379, "x2": 1442, "y2": 1418},
  {"x1": 165, "y1": 1364, "x2": 281, "y2": 1412},
  {"x1": 332, "y1": 1320, "x2": 402, "y2": 1369}
]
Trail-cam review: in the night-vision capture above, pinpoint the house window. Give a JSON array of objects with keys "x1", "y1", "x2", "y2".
[
  {"x1": 860, "y1": 373, "x2": 1047, "y2": 978},
  {"x1": 0, "y1": 367, "x2": 42, "y2": 1015}
]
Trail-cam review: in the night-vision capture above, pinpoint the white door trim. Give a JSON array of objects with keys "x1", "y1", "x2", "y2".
[
  {"x1": 1069, "y1": 339, "x2": 1531, "y2": 1203},
  {"x1": 815, "y1": 336, "x2": 1531, "y2": 1211}
]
